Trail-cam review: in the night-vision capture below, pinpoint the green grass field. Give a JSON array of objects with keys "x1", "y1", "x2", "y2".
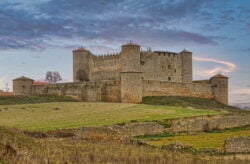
[
  {"x1": 0, "y1": 102, "x2": 220, "y2": 131},
  {"x1": 145, "y1": 130, "x2": 250, "y2": 150}
]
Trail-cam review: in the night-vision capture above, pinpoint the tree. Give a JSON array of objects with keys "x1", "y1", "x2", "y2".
[{"x1": 45, "y1": 71, "x2": 62, "y2": 83}]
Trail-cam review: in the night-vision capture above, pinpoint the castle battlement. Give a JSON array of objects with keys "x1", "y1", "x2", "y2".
[
  {"x1": 93, "y1": 53, "x2": 121, "y2": 60},
  {"x1": 13, "y1": 43, "x2": 229, "y2": 105}
]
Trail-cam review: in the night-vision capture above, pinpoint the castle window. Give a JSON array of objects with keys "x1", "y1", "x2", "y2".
[
  {"x1": 168, "y1": 65, "x2": 171, "y2": 69},
  {"x1": 168, "y1": 54, "x2": 170, "y2": 57},
  {"x1": 174, "y1": 69, "x2": 177, "y2": 73},
  {"x1": 168, "y1": 77, "x2": 171, "y2": 81}
]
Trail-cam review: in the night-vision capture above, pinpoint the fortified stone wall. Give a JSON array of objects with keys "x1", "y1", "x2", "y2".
[
  {"x1": 13, "y1": 77, "x2": 34, "y2": 96},
  {"x1": 32, "y1": 80, "x2": 121, "y2": 102},
  {"x1": 141, "y1": 51, "x2": 183, "y2": 82},
  {"x1": 74, "y1": 46, "x2": 193, "y2": 84},
  {"x1": 142, "y1": 80, "x2": 213, "y2": 98},
  {"x1": 13, "y1": 44, "x2": 229, "y2": 104},
  {"x1": 89, "y1": 53, "x2": 121, "y2": 81}
]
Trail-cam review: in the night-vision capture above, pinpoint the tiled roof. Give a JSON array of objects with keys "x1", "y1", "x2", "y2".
[{"x1": 0, "y1": 90, "x2": 13, "y2": 96}]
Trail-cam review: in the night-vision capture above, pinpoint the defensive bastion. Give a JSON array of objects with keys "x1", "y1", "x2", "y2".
[{"x1": 13, "y1": 43, "x2": 228, "y2": 104}]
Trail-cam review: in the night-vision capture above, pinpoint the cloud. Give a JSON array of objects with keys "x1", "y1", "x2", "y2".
[
  {"x1": 0, "y1": 77, "x2": 7, "y2": 90},
  {"x1": 230, "y1": 88, "x2": 250, "y2": 95},
  {"x1": 0, "y1": 0, "x2": 223, "y2": 51},
  {"x1": 242, "y1": 48, "x2": 250, "y2": 52},
  {"x1": 0, "y1": 0, "x2": 249, "y2": 51},
  {"x1": 193, "y1": 56, "x2": 237, "y2": 76}
]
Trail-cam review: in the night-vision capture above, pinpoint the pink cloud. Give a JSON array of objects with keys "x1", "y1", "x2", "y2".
[
  {"x1": 230, "y1": 88, "x2": 250, "y2": 95},
  {"x1": 193, "y1": 56, "x2": 237, "y2": 76}
]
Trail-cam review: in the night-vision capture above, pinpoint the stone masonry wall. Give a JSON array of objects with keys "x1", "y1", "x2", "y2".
[
  {"x1": 224, "y1": 136, "x2": 250, "y2": 153},
  {"x1": 141, "y1": 51, "x2": 183, "y2": 82},
  {"x1": 142, "y1": 80, "x2": 213, "y2": 98},
  {"x1": 89, "y1": 54, "x2": 121, "y2": 81},
  {"x1": 32, "y1": 80, "x2": 121, "y2": 102},
  {"x1": 169, "y1": 114, "x2": 250, "y2": 132},
  {"x1": 121, "y1": 73, "x2": 142, "y2": 103},
  {"x1": 76, "y1": 114, "x2": 250, "y2": 137}
]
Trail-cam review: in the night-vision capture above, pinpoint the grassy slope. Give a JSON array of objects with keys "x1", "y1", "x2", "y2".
[
  {"x1": 0, "y1": 126, "x2": 235, "y2": 164},
  {"x1": 0, "y1": 126, "x2": 38, "y2": 150},
  {"x1": 0, "y1": 102, "x2": 220, "y2": 131},
  {"x1": 145, "y1": 128, "x2": 250, "y2": 150},
  {"x1": 142, "y1": 96, "x2": 239, "y2": 110},
  {"x1": 0, "y1": 95, "x2": 78, "y2": 105}
]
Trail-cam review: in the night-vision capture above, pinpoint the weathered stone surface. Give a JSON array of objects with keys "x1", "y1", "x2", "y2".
[
  {"x1": 162, "y1": 142, "x2": 192, "y2": 151},
  {"x1": 169, "y1": 114, "x2": 250, "y2": 132},
  {"x1": 111, "y1": 122, "x2": 165, "y2": 136},
  {"x1": 224, "y1": 136, "x2": 250, "y2": 153},
  {"x1": 13, "y1": 76, "x2": 34, "y2": 95},
  {"x1": 13, "y1": 44, "x2": 229, "y2": 104},
  {"x1": 76, "y1": 122, "x2": 165, "y2": 138}
]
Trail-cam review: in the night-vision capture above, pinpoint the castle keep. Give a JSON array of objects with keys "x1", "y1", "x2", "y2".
[{"x1": 13, "y1": 43, "x2": 229, "y2": 104}]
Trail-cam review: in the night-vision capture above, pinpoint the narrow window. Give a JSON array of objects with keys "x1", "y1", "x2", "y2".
[
  {"x1": 168, "y1": 65, "x2": 171, "y2": 69},
  {"x1": 168, "y1": 77, "x2": 171, "y2": 81}
]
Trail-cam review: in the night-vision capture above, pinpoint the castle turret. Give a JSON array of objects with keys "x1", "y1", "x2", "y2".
[
  {"x1": 180, "y1": 49, "x2": 193, "y2": 83},
  {"x1": 210, "y1": 74, "x2": 228, "y2": 104},
  {"x1": 120, "y1": 42, "x2": 142, "y2": 103},
  {"x1": 73, "y1": 47, "x2": 91, "y2": 82},
  {"x1": 13, "y1": 76, "x2": 34, "y2": 95}
]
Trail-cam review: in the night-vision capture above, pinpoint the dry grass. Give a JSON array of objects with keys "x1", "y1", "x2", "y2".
[
  {"x1": 1, "y1": 127, "x2": 249, "y2": 164},
  {"x1": 0, "y1": 102, "x2": 220, "y2": 131},
  {"x1": 145, "y1": 130, "x2": 250, "y2": 150}
]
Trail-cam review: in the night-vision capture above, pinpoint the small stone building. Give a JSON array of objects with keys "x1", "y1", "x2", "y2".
[
  {"x1": 13, "y1": 43, "x2": 229, "y2": 104},
  {"x1": 13, "y1": 76, "x2": 34, "y2": 95}
]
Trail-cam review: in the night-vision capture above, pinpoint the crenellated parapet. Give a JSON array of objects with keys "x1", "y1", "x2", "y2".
[
  {"x1": 94, "y1": 53, "x2": 120, "y2": 59},
  {"x1": 12, "y1": 43, "x2": 229, "y2": 105},
  {"x1": 92, "y1": 53, "x2": 121, "y2": 65}
]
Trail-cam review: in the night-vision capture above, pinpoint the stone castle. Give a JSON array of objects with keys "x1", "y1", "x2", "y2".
[{"x1": 13, "y1": 43, "x2": 228, "y2": 104}]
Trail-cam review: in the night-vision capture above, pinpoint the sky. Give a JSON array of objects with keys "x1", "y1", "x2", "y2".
[{"x1": 0, "y1": 0, "x2": 250, "y2": 105}]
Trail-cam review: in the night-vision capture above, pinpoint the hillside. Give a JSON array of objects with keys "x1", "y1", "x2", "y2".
[
  {"x1": 0, "y1": 102, "x2": 220, "y2": 131},
  {"x1": 0, "y1": 95, "x2": 78, "y2": 105},
  {"x1": 142, "y1": 96, "x2": 239, "y2": 110}
]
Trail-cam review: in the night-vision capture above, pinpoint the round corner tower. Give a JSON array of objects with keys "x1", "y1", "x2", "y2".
[
  {"x1": 120, "y1": 42, "x2": 142, "y2": 103},
  {"x1": 13, "y1": 76, "x2": 34, "y2": 95},
  {"x1": 180, "y1": 49, "x2": 193, "y2": 83},
  {"x1": 73, "y1": 47, "x2": 91, "y2": 82},
  {"x1": 210, "y1": 74, "x2": 228, "y2": 105}
]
